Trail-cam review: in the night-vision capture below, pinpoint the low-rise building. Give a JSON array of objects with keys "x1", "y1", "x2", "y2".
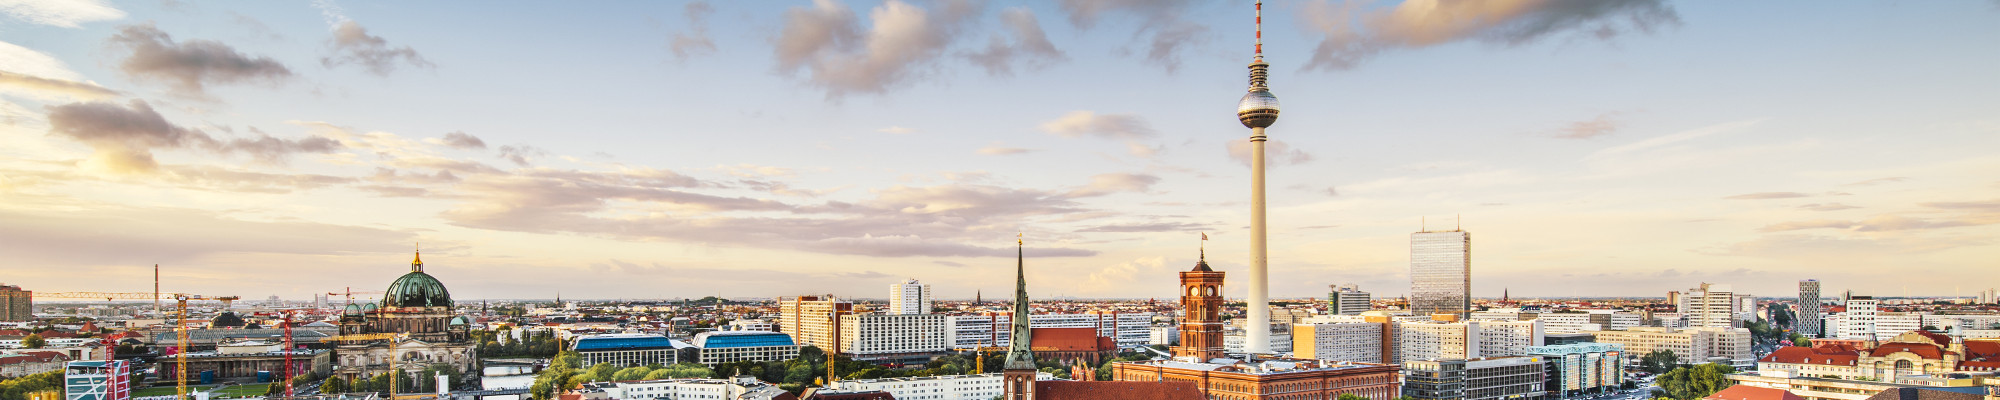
[
  {"x1": 1528, "y1": 343, "x2": 1625, "y2": 399},
  {"x1": 1401, "y1": 357, "x2": 1547, "y2": 400},
  {"x1": 1112, "y1": 357, "x2": 1403, "y2": 400},
  {"x1": 1588, "y1": 326, "x2": 1751, "y2": 364},
  {"x1": 0, "y1": 351, "x2": 67, "y2": 378},
  {"x1": 824, "y1": 372, "x2": 1053, "y2": 400},
  {"x1": 1293, "y1": 322, "x2": 1392, "y2": 364},
  {"x1": 574, "y1": 334, "x2": 678, "y2": 368},
  {"x1": 578, "y1": 376, "x2": 792, "y2": 400},
  {"x1": 1398, "y1": 319, "x2": 1544, "y2": 363},
  {"x1": 159, "y1": 341, "x2": 331, "y2": 382},
  {"x1": 692, "y1": 331, "x2": 798, "y2": 367},
  {"x1": 1726, "y1": 372, "x2": 1987, "y2": 400},
  {"x1": 63, "y1": 360, "x2": 129, "y2": 400},
  {"x1": 945, "y1": 312, "x2": 1153, "y2": 350}
]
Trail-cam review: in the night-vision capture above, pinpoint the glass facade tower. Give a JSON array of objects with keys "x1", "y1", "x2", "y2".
[
  {"x1": 1411, "y1": 230, "x2": 1471, "y2": 319},
  {"x1": 1798, "y1": 280, "x2": 1821, "y2": 338}
]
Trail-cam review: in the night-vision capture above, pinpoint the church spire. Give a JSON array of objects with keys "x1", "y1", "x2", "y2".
[
  {"x1": 1004, "y1": 233, "x2": 1037, "y2": 370},
  {"x1": 411, "y1": 243, "x2": 423, "y2": 272}
]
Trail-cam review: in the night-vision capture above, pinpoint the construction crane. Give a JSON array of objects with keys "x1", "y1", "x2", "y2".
[
  {"x1": 324, "y1": 333, "x2": 409, "y2": 399},
  {"x1": 279, "y1": 311, "x2": 298, "y2": 397},
  {"x1": 33, "y1": 292, "x2": 240, "y2": 309},
  {"x1": 328, "y1": 288, "x2": 386, "y2": 308}
]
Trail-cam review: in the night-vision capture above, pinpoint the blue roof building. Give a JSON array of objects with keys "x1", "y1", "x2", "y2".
[
  {"x1": 572, "y1": 334, "x2": 679, "y2": 368},
  {"x1": 692, "y1": 331, "x2": 800, "y2": 366}
]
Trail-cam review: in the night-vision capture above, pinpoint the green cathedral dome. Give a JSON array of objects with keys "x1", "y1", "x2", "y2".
[{"x1": 385, "y1": 251, "x2": 453, "y2": 308}]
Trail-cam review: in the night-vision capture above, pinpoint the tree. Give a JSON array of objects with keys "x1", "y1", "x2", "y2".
[
  {"x1": 1658, "y1": 363, "x2": 1735, "y2": 400},
  {"x1": 322, "y1": 376, "x2": 349, "y2": 394},
  {"x1": 1338, "y1": 394, "x2": 1369, "y2": 400},
  {"x1": 611, "y1": 366, "x2": 652, "y2": 382},
  {"x1": 1640, "y1": 350, "x2": 1680, "y2": 375},
  {"x1": 19, "y1": 334, "x2": 44, "y2": 349},
  {"x1": 1788, "y1": 333, "x2": 1813, "y2": 348}
]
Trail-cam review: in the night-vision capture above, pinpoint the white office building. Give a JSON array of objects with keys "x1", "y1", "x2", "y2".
[
  {"x1": 572, "y1": 334, "x2": 678, "y2": 368},
  {"x1": 1330, "y1": 284, "x2": 1372, "y2": 316},
  {"x1": 581, "y1": 376, "x2": 791, "y2": 400},
  {"x1": 1586, "y1": 326, "x2": 1751, "y2": 363},
  {"x1": 1675, "y1": 283, "x2": 1751, "y2": 329},
  {"x1": 1292, "y1": 322, "x2": 1389, "y2": 363},
  {"x1": 825, "y1": 372, "x2": 1054, "y2": 400},
  {"x1": 840, "y1": 314, "x2": 947, "y2": 360},
  {"x1": 1397, "y1": 319, "x2": 1544, "y2": 363},
  {"x1": 889, "y1": 279, "x2": 933, "y2": 315},
  {"x1": 945, "y1": 312, "x2": 1153, "y2": 349},
  {"x1": 1535, "y1": 314, "x2": 1602, "y2": 334}
]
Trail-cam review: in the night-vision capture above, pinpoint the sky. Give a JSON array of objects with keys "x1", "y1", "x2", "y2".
[{"x1": 1, "y1": 0, "x2": 1997, "y2": 303}]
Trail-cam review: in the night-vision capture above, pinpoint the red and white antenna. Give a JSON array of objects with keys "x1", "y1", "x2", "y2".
[{"x1": 1254, "y1": 0, "x2": 1265, "y2": 62}]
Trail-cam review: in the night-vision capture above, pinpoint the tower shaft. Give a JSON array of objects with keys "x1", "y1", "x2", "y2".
[{"x1": 1246, "y1": 127, "x2": 1270, "y2": 354}]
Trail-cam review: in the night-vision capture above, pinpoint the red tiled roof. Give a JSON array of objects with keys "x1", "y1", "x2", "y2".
[
  {"x1": 1035, "y1": 381, "x2": 1205, "y2": 400},
  {"x1": 1706, "y1": 385, "x2": 1805, "y2": 400},
  {"x1": 806, "y1": 392, "x2": 894, "y2": 400},
  {"x1": 1907, "y1": 331, "x2": 1952, "y2": 347},
  {"x1": 0, "y1": 352, "x2": 68, "y2": 365},
  {"x1": 1761, "y1": 346, "x2": 1858, "y2": 366},
  {"x1": 1031, "y1": 328, "x2": 1110, "y2": 352},
  {"x1": 1870, "y1": 344, "x2": 1949, "y2": 359}
]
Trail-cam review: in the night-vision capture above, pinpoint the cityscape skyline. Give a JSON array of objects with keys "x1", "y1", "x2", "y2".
[{"x1": 2, "y1": 1, "x2": 1997, "y2": 301}]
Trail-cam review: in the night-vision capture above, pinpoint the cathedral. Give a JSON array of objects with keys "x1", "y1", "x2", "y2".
[{"x1": 332, "y1": 250, "x2": 478, "y2": 386}]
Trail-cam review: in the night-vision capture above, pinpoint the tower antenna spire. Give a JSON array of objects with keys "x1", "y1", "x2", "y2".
[{"x1": 1255, "y1": 0, "x2": 1264, "y2": 62}]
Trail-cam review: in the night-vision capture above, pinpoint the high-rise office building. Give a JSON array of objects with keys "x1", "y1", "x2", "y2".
[
  {"x1": 1676, "y1": 283, "x2": 1748, "y2": 328},
  {"x1": 1411, "y1": 230, "x2": 1471, "y2": 320},
  {"x1": 778, "y1": 295, "x2": 853, "y2": 351},
  {"x1": 1330, "y1": 284, "x2": 1372, "y2": 316},
  {"x1": 1798, "y1": 280, "x2": 1822, "y2": 338},
  {"x1": 889, "y1": 279, "x2": 933, "y2": 315},
  {"x1": 1, "y1": 284, "x2": 30, "y2": 321}
]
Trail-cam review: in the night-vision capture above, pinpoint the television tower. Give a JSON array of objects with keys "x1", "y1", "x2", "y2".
[{"x1": 1237, "y1": 0, "x2": 1282, "y2": 354}]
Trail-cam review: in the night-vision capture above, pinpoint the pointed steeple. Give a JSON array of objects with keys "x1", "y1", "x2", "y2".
[
  {"x1": 1004, "y1": 234, "x2": 1037, "y2": 371},
  {"x1": 411, "y1": 243, "x2": 423, "y2": 272},
  {"x1": 1192, "y1": 233, "x2": 1213, "y2": 272}
]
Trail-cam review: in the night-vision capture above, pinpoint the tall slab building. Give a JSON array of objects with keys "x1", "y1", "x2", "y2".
[
  {"x1": 889, "y1": 279, "x2": 933, "y2": 315},
  {"x1": 1798, "y1": 280, "x2": 1822, "y2": 338},
  {"x1": 1410, "y1": 230, "x2": 1471, "y2": 320}
]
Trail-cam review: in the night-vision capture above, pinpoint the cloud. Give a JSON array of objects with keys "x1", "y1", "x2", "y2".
[
  {"x1": 0, "y1": 0, "x2": 125, "y2": 28},
  {"x1": 1922, "y1": 199, "x2": 2000, "y2": 212},
  {"x1": 1552, "y1": 112, "x2": 1619, "y2": 139},
  {"x1": 977, "y1": 142, "x2": 1035, "y2": 155},
  {"x1": 1586, "y1": 119, "x2": 1762, "y2": 161},
  {"x1": 109, "y1": 23, "x2": 293, "y2": 96},
  {"x1": 670, "y1": 2, "x2": 717, "y2": 62},
  {"x1": 1076, "y1": 221, "x2": 1210, "y2": 233},
  {"x1": 1055, "y1": 0, "x2": 1204, "y2": 73},
  {"x1": 435, "y1": 170, "x2": 1125, "y2": 259},
  {"x1": 427, "y1": 131, "x2": 487, "y2": 150},
  {"x1": 496, "y1": 145, "x2": 544, "y2": 167},
  {"x1": 773, "y1": 0, "x2": 978, "y2": 99},
  {"x1": 964, "y1": 7, "x2": 1066, "y2": 76},
  {"x1": 932, "y1": 260, "x2": 967, "y2": 267},
  {"x1": 0, "y1": 71, "x2": 120, "y2": 100},
  {"x1": 1227, "y1": 139, "x2": 1316, "y2": 167},
  {"x1": 1723, "y1": 192, "x2": 1810, "y2": 200},
  {"x1": 1065, "y1": 173, "x2": 1159, "y2": 197},
  {"x1": 0, "y1": 205, "x2": 412, "y2": 267},
  {"x1": 1757, "y1": 215, "x2": 1986, "y2": 233},
  {"x1": 0, "y1": 41, "x2": 89, "y2": 81},
  {"x1": 1798, "y1": 203, "x2": 1859, "y2": 211},
  {"x1": 45, "y1": 100, "x2": 337, "y2": 172},
  {"x1": 878, "y1": 126, "x2": 916, "y2": 134},
  {"x1": 1299, "y1": 0, "x2": 1680, "y2": 71},
  {"x1": 321, "y1": 21, "x2": 433, "y2": 76},
  {"x1": 1843, "y1": 177, "x2": 1910, "y2": 187},
  {"x1": 1040, "y1": 110, "x2": 1154, "y2": 139}
]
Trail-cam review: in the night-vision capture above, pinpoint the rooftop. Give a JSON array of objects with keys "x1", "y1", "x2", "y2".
[
  {"x1": 692, "y1": 331, "x2": 794, "y2": 349},
  {"x1": 573, "y1": 334, "x2": 677, "y2": 351}
]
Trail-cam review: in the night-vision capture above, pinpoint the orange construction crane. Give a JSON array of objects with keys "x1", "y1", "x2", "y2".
[{"x1": 328, "y1": 288, "x2": 387, "y2": 308}]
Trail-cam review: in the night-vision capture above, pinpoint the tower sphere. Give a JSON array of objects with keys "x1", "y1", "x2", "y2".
[{"x1": 1238, "y1": 89, "x2": 1280, "y2": 129}]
